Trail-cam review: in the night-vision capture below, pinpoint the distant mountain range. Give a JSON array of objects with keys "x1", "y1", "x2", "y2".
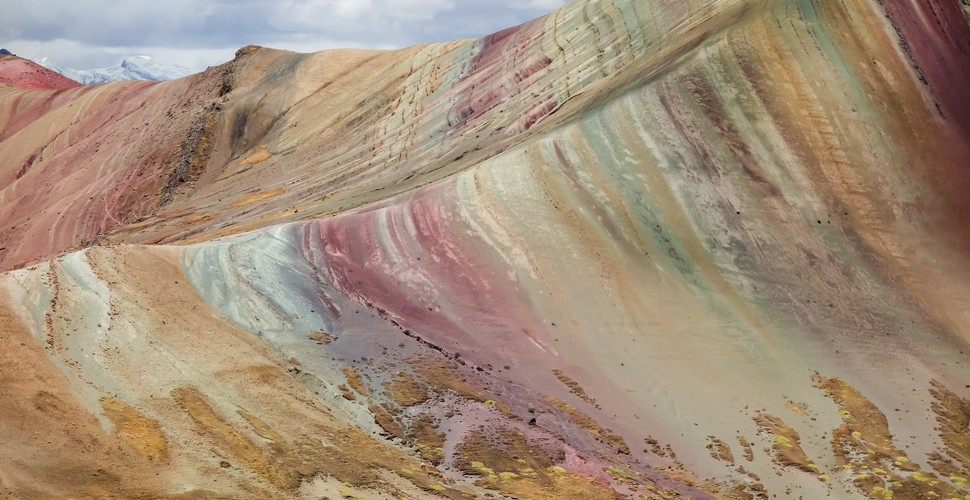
[{"x1": 38, "y1": 55, "x2": 193, "y2": 84}]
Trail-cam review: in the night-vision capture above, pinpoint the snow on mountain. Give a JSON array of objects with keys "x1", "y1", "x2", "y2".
[{"x1": 39, "y1": 55, "x2": 193, "y2": 84}]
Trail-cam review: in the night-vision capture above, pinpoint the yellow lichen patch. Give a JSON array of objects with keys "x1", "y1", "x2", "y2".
[
  {"x1": 773, "y1": 434, "x2": 792, "y2": 447},
  {"x1": 552, "y1": 368, "x2": 596, "y2": 405},
  {"x1": 644, "y1": 436, "x2": 667, "y2": 457},
  {"x1": 382, "y1": 371, "x2": 430, "y2": 407},
  {"x1": 813, "y1": 375, "x2": 968, "y2": 499},
  {"x1": 872, "y1": 485, "x2": 893, "y2": 500},
  {"x1": 785, "y1": 400, "x2": 809, "y2": 416},
  {"x1": 100, "y1": 397, "x2": 168, "y2": 462},
  {"x1": 308, "y1": 331, "x2": 336, "y2": 344},
  {"x1": 753, "y1": 412, "x2": 818, "y2": 474},
  {"x1": 451, "y1": 426, "x2": 623, "y2": 498},
  {"x1": 496, "y1": 471, "x2": 617, "y2": 500},
  {"x1": 814, "y1": 374, "x2": 904, "y2": 462},
  {"x1": 409, "y1": 356, "x2": 514, "y2": 416},
  {"x1": 408, "y1": 413, "x2": 445, "y2": 466},
  {"x1": 227, "y1": 186, "x2": 285, "y2": 208},
  {"x1": 605, "y1": 465, "x2": 640, "y2": 487},
  {"x1": 338, "y1": 384, "x2": 356, "y2": 401},
  {"x1": 237, "y1": 409, "x2": 286, "y2": 446},
  {"x1": 723, "y1": 480, "x2": 768, "y2": 500},
  {"x1": 455, "y1": 428, "x2": 559, "y2": 478},
  {"x1": 342, "y1": 367, "x2": 369, "y2": 396},
  {"x1": 174, "y1": 386, "x2": 475, "y2": 497},
  {"x1": 409, "y1": 357, "x2": 479, "y2": 399},
  {"x1": 239, "y1": 145, "x2": 272, "y2": 165},
  {"x1": 368, "y1": 403, "x2": 406, "y2": 441},
  {"x1": 470, "y1": 461, "x2": 495, "y2": 475},
  {"x1": 173, "y1": 387, "x2": 297, "y2": 489},
  {"x1": 338, "y1": 488, "x2": 362, "y2": 499},
  {"x1": 547, "y1": 396, "x2": 630, "y2": 455},
  {"x1": 706, "y1": 436, "x2": 735, "y2": 464},
  {"x1": 927, "y1": 380, "x2": 970, "y2": 481},
  {"x1": 736, "y1": 435, "x2": 755, "y2": 462}
]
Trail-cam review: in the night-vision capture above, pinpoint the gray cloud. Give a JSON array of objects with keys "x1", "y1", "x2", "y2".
[{"x1": 0, "y1": 0, "x2": 569, "y2": 71}]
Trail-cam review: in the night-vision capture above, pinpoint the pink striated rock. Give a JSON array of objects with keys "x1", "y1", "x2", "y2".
[
  {"x1": 2, "y1": 1, "x2": 970, "y2": 498},
  {"x1": 0, "y1": 54, "x2": 81, "y2": 90}
]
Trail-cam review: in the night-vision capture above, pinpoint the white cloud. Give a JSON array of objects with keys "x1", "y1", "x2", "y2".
[
  {"x1": 268, "y1": 0, "x2": 458, "y2": 38},
  {"x1": 7, "y1": 38, "x2": 235, "y2": 72},
  {"x1": 514, "y1": 0, "x2": 570, "y2": 9},
  {"x1": 382, "y1": 0, "x2": 455, "y2": 21},
  {"x1": 2, "y1": 0, "x2": 572, "y2": 71},
  {"x1": 269, "y1": 0, "x2": 376, "y2": 30}
]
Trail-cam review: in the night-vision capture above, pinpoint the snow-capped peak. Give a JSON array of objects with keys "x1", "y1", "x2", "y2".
[
  {"x1": 38, "y1": 55, "x2": 194, "y2": 84},
  {"x1": 115, "y1": 55, "x2": 192, "y2": 81}
]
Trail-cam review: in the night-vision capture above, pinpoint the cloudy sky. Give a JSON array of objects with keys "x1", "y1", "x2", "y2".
[{"x1": 1, "y1": 0, "x2": 570, "y2": 71}]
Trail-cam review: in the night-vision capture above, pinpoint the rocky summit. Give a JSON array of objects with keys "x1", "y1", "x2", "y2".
[{"x1": 1, "y1": 0, "x2": 969, "y2": 498}]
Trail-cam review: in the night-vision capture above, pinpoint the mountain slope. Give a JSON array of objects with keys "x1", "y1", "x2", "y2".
[
  {"x1": 0, "y1": 52, "x2": 81, "y2": 90},
  {"x1": 1, "y1": 0, "x2": 969, "y2": 498}
]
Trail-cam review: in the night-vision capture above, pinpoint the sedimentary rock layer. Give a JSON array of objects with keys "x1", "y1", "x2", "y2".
[{"x1": 2, "y1": 0, "x2": 969, "y2": 498}]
